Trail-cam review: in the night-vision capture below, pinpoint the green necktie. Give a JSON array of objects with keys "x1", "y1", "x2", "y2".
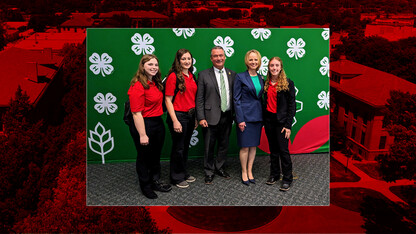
[{"x1": 219, "y1": 70, "x2": 227, "y2": 112}]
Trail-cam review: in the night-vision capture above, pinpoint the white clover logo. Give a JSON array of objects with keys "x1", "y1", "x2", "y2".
[
  {"x1": 213, "y1": 36, "x2": 234, "y2": 57},
  {"x1": 94, "y1": 92, "x2": 118, "y2": 115},
  {"x1": 319, "y1": 57, "x2": 329, "y2": 77},
  {"x1": 131, "y1": 33, "x2": 155, "y2": 55},
  {"x1": 293, "y1": 86, "x2": 304, "y2": 126},
  {"x1": 89, "y1": 53, "x2": 114, "y2": 77},
  {"x1": 173, "y1": 28, "x2": 195, "y2": 39},
  {"x1": 192, "y1": 57, "x2": 197, "y2": 74},
  {"x1": 189, "y1": 130, "x2": 199, "y2": 147},
  {"x1": 88, "y1": 122, "x2": 114, "y2": 164},
  {"x1": 251, "y1": 28, "x2": 271, "y2": 41},
  {"x1": 317, "y1": 91, "x2": 330, "y2": 110},
  {"x1": 259, "y1": 56, "x2": 269, "y2": 76},
  {"x1": 321, "y1": 28, "x2": 329, "y2": 40},
  {"x1": 286, "y1": 38, "x2": 306, "y2": 60}
]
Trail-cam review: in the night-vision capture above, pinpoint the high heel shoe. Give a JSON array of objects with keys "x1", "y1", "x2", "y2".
[
  {"x1": 241, "y1": 179, "x2": 250, "y2": 186},
  {"x1": 249, "y1": 178, "x2": 256, "y2": 184}
]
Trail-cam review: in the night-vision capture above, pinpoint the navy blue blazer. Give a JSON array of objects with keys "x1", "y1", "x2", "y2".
[{"x1": 233, "y1": 70, "x2": 264, "y2": 123}]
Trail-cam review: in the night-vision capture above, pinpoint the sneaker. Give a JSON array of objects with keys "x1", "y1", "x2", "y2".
[
  {"x1": 176, "y1": 181, "x2": 189, "y2": 188},
  {"x1": 185, "y1": 175, "x2": 196, "y2": 183},
  {"x1": 279, "y1": 183, "x2": 291, "y2": 191}
]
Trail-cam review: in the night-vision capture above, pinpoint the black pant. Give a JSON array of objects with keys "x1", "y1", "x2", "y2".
[
  {"x1": 167, "y1": 111, "x2": 195, "y2": 184},
  {"x1": 264, "y1": 111, "x2": 293, "y2": 184},
  {"x1": 202, "y1": 110, "x2": 232, "y2": 176},
  {"x1": 129, "y1": 116, "x2": 165, "y2": 191}
]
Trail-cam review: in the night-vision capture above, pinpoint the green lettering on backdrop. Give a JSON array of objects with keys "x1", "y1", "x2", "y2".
[{"x1": 87, "y1": 28, "x2": 329, "y2": 164}]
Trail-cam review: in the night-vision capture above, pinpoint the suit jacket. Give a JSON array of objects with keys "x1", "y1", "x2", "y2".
[
  {"x1": 233, "y1": 70, "x2": 264, "y2": 124},
  {"x1": 263, "y1": 78, "x2": 296, "y2": 129},
  {"x1": 196, "y1": 67, "x2": 236, "y2": 125}
]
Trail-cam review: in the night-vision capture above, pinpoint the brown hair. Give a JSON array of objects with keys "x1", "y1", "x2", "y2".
[
  {"x1": 244, "y1": 49, "x2": 261, "y2": 71},
  {"x1": 264, "y1": 57, "x2": 289, "y2": 93},
  {"x1": 168, "y1": 48, "x2": 194, "y2": 92},
  {"x1": 130, "y1": 54, "x2": 163, "y2": 91}
]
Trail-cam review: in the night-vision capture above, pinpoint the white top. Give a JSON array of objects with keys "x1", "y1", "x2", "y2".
[{"x1": 213, "y1": 67, "x2": 230, "y2": 111}]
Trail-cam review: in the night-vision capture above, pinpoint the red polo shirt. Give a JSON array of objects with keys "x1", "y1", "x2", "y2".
[
  {"x1": 165, "y1": 72, "x2": 197, "y2": 112},
  {"x1": 266, "y1": 81, "x2": 278, "y2": 113},
  {"x1": 128, "y1": 80, "x2": 163, "y2": 117}
]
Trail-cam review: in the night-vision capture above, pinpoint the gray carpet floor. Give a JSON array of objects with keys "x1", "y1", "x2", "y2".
[{"x1": 87, "y1": 153, "x2": 329, "y2": 206}]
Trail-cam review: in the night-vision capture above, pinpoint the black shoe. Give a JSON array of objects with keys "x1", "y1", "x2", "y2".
[
  {"x1": 279, "y1": 183, "x2": 291, "y2": 191},
  {"x1": 215, "y1": 168, "x2": 231, "y2": 179},
  {"x1": 152, "y1": 180, "x2": 172, "y2": 192},
  {"x1": 204, "y1": 175, "x2": 214, "y2": 184},
  {"x1": 241, "y1": 179, "x2": 250, "y2": 186},
  {"x1": 249, "y1": 178, "x2": 256, "y2": 184},
  {"x1": 266, "y1": 176, "x2": 278, "y2": 185},
  {"x1": 142, "y1": 188, "x2": 158, "y2": 199}
]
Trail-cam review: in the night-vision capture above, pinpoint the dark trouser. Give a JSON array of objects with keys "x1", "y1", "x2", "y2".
[
  {"x1": 202, "y1": 110, "x2": 232, "y2": 176},
  {"x1": 264, "y1": 111, "x2": 293, "y2": 184},
  {"x1": 129, "y1": 116, "x2": 165, "y2": 191},
  {"x1": 167, "y1": 111, "x2": 195, "y2": 184}
]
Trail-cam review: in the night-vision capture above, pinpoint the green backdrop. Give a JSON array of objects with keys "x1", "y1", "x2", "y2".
[{"x1": 87, "y1": 28, "x2": 329, "y2": 164}]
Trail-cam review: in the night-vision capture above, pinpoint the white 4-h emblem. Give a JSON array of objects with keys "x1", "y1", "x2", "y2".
[
  {"x1": 317, "y1": 91, "x2": 329, "y2": 110},
  {"x1": 321, "y1": 28, "x2": 329, "y2": 40},
  {"x1": 251, "y1": 28, "x2": 271, "y2": 41},
  {"x1": 319, "y1": 57, "x2": 329, "y2": 77},
  {"x1": 173, "y1": 28, "x2": 195, "y2": 39},
  {"x1": 293, "y1": 86, "x2": 304, "y2": 126},
  {"x1": 189, "y1": 130, "x2": 199, "y2": 147},
  {"x1": 286, "y1": 38, "x2": 306, "y2": 60},
  {"x1": 259, "y1": 56, "x2": 269, "y2": 76},
  {"x1": 131, "y1": 33, "x2": 155, "y2": 55},
  {"x1": 94, "y1": 93, "x2": 118, "y2": 115},
  {"x1": 213, "y1": 36, "x2": 234, "y2": 57},
  {"x1": 88, "y1": 122, "x2": 114, "y2": 164},
  {"x1": 192, "y1": 58, "x2": 197, "y2": 74},
  {"x1": 89, "y1": 53, "x2": 114, "y2": 77}
]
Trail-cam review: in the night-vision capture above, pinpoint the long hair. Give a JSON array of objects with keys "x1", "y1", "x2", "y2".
[
  {"x1": 244, "y1": 49, "x2": 261, "y2": 71},
  {"x1": 168, "y1": 48, "x2": 194, "y2": 92},
  {"x1": 130, "y1": 54, "x2": 163, "y2": 91},
  {"x1": 265, "y1": 57, "x2": 289, "y2": 93}
]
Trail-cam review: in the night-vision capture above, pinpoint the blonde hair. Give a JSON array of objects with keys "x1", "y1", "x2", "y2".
[
  {"x1": 264, "y1": 57, "x2": 289, "y2": 93},
  {"x1": 244, "y1": 49, "x2": 261, "y2": 71},
  {"x1": 130, "y1": 54, "x2": 163, "y2": 91}
]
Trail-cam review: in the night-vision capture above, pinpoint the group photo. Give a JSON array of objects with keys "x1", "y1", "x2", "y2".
[{"x1": 86, "y1": 28, "x2": 330, "y2": 206}]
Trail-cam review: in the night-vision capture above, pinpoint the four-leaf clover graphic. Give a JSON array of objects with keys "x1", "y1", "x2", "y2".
[
  {"x1": 173, "y1": 28, "x2": 195, "y2": 39},
  {"x1": 319, "y1": 57, "x2": 329, "y2": 77},
  {"x1": 189, "y1": 130, "x2": 199, "y2": 148},
  {"x1": 94, "y1": 93, "x2": 118, "y2": 115},
  {"x1": 213, "y1": 36, "x2": 234, "y2": 57},
  {"x1": 286, "y1": 38, "x2": 306, "y2": 60},
  {"x1": 251, "y1": 28, "x2": 271, "y2": 41},
  {"x1": 317, "y1": 91, "x2": 329, "y2": 110},
  {"x1": 321, "y1": 28, "x2": 329, "y2": 40},
  {"x1": 192, "y1": 58, "x2": 197, "y2": 74},
  {"x1": 259, "y1": 56, "x2": 269, "y2": 76},
  {"x1": 131, "y1": 33, "x2": 155, "y2": 55},
  {"x1": 89, "y1": 53, "x2": 114, "y2": 77}
]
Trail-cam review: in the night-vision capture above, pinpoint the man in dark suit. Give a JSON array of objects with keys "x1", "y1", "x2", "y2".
[{"x1": 196, "y1": 46, "x2": 236, "y2": 184}]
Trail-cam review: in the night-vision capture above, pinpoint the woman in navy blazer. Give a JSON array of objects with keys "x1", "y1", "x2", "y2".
[
  {"x1": 263, "y1": 57, "x2": 296, "y2": 191},
  {"x1": 233, "y1": 49, "x2": 264, "y2": 186}
]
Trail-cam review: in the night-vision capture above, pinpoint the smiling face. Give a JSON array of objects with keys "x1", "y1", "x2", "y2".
[
  {"x1": 210, "y1": 48, "x2": 226, "y2": 70},
  {"x1": 143, "y1": 58, "x2": 159, "y2": 79},
  {"x1": 180, "y1": 52, "x2": 192, "y2": 71},
  {"x1": 268, "y1": 58, "x2": 282, "y2": 77},
  {"x1": 247, "y1": 52, "x2": 259, "y2": 71}
]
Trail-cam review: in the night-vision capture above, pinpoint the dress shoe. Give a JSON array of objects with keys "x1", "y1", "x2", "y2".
[
  {"x1": 152, "y1": 180, "x2": 172, "y2": 192},
  {"x1": 249, "y1": 178, "x2": 256, "y2": 184},
  {"x1": 142, "y1": 188, "x2": 158, "y2": 199},
  {"x1": 215, "y1": 168, "x2": 231, "y2": 179},
  {"x1": 204, "y1": 175, "x2": 214, "y2": 184},
  {"x1": 279, "y1": 183, "x2": 291, "y2": 191},
  {"x1": 241, "y1": 179, "x2": 250, "y2": 186},
  {"x1": 266, "y1": 176, "x2": 278, "y2": 185}
]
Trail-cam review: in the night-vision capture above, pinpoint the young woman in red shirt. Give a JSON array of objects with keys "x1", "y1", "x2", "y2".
[
  {"x1": 165, "y1": 48, "x2": 198, "y2": 189},
  {"x1": 263, "y1": 57, "x2": 296, "y2": 191},
  {"x1": 128, "y1": 54, "x2": 172, "y2": 199}
]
